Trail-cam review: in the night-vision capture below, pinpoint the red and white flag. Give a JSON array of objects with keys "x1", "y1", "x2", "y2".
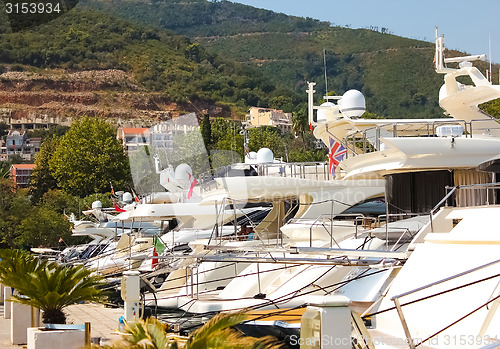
[
  {"x1": 328, "y1": 137, "x2": 347, "y2": 178},
  {"x1": 187, "y1": 173, "x2": 198, "y2": 199}
]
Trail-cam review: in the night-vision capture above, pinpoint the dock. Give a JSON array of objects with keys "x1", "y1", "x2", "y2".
[
  {"x1": 0, "y1": 302, "x2": 124, "y2": 347},
  {"x1": 0, "y1": 304, "x2": 20, "y2": 349}
]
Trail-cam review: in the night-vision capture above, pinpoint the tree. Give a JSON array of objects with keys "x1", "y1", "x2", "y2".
[
  {"x1": 0, "y1": 122, "x2": 8, "y2": 137},
  {"x1": 0, "y1": 161, "x2": 10, "y2": 178},
  {"x1": 171, "y1": 129, "x2": 210, "y2": 177},
  {"x1": 210, "y1": 117, "x2": 244, "y2": 160},
  {"x1": 0, "y1": 249, "x2": 107, "y2": 324},
  {"x1": 40, "y1": 189, "x2": 80, "y2": 215},
  {"x1": 0, "y1": 179, "x2": 31, "y2": 248},
  {"x1": 27, "y1": 125, "x2": 70, "y2": 141},
  {"x1": 201, "y1": 114, "x2": 212, "y2": 149},
  {"x1": 30, "y1": 135, "x2": 60, "y2": 203},
  {"x1": 247, "y1": 126, "x2": 285, "y2": 159},
  {"x1": 480, "y1": 98, "x2": 500, "y2": 118},
  {"x1": 16, "y1": 206, "x2": 72, "y2": 247},
  {"x1": 49, "y1": 117, "x2": 132, "y2": 197},
  {"x1": 291, "y1": 107, "x2": 308, "y2": 140}
]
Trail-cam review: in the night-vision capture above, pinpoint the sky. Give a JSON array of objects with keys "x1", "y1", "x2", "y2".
[{"x1": 232, "y1": 0, "x2": 500, "y2": 64}]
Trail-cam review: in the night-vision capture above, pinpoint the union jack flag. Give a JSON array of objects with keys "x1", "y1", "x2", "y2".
[{"x1": 328, "y1": 138, "x2": 347, "y2": 178}]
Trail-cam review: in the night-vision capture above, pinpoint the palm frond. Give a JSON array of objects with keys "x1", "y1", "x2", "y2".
[
  {"x1": 94, "y1": 312, "x2": 282, "y2": 349},
  {"x1": 0, "y1": 249, "x2": 107, "y2": 323},
  {"x1": 97, "y1": 317, "x2": 176, "y2": 349},
  {"x1": 186, "y1": 312, "x2": 248, "y2": 349},
  {"x1": 185, "y1": 312, "x2": 282, "y2": 349}
]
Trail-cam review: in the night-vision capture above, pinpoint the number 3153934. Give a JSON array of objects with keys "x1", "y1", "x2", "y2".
[{"x1": 5, "y1": 2, "x2": 61, "y2": 14}]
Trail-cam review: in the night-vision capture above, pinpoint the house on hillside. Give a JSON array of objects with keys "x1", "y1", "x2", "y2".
[
  {"x1": 10, "y1": 163, "x2": 35, "y2": 188},
  {"x1": 244, "y1": 107, "x2": 293, "y2": 133},
  {"x1": 117, "y1": 128, "x2": 151, "y2": 152},
  {"x1": 0, "y1": 140, "x2": 7, "y2": 161},
  {"x1": 1, "y1": 130, "x2": 42, "y2": 161},
  {"x1": 117, "y1": 119, "x2": 198, "y2": 153}
]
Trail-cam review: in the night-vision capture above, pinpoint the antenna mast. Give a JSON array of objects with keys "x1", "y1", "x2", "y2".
[
  {"x1": 489, "y1": 32, "x2": 493, "y2": 82},
  {"x1": 323, "y1": 48, "x2": 328, "y2": 95}
]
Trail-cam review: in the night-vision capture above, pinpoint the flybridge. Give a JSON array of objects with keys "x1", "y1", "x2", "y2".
[{"x1": 307, "y1": 35, "x2": 500, "y2": 163}]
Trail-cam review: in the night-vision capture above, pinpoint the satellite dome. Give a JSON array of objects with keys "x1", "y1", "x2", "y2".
[
  {"x1": 92, "y1": 200, "x2": 102, "y2": 210},
  {"x1": 248, "y1": 151, "x2": 257, "y2": 159},
  {"x1": 339, "y1": 90, "x2": 365, "y2": 118},
  {"x1": 122, "y1": 192, "x2": 133, "y2": 203},
  {"x1": 174, "y1": 163, "x2": 193, "y2": 181},
  {"x1": 256, "y1": 148, "x2": 274, "y2": 163},
  {"x1": 317, "y1": 101, "x2": 336, "y2": 122}
]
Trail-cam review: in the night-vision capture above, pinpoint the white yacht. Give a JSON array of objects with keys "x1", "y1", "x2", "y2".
[
  {"x1": 259, "y1": 34, "x2": 500, "y2": 348},
  {"x1": 150, "y1": 35, "x2": 500, "y2": 349},
  {"x1": 346, "y1": 36, "x2": 500, "y2": 348},
  {"x1": 141, "y1": 104, "x2": 387, "y2": 310}
]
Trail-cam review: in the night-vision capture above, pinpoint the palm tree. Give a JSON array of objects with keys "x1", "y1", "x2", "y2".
[
  {"x1": 185, "y1": 312, "x2": 282, "y2": 349},
  {"x1": 0, "y1": 249, "x2": 107, "y2": 324},
  {"x1": 95, "y1": 312, "x2": 282, "y2": 349},
  {"x1": 292, "y1": 109, "x2": 308, "y2": 141},
  {"x1": 96, "y1": 317, "x2": 178, "y2": 349},
  {"x1": 0, "y1": 166, "x2": 9, "y2": 179}
]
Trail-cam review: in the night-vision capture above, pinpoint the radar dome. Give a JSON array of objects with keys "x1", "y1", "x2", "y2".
[
  {"x1": 122, "y1": 192, "x2": 133, "y2": 203},
  {"x1": 339, "y1": 90, "x2": 365, "y2": 118},
  {"x1": 256, "y1": 148, "x2": 273, "y2": 163},
  {"x1": 317, "y1": 102, "x2": 336, "y2": 122},
  {"x1": 92, "y1": 200, "x2": 102, "y2": 210},
  {"x1": 174, "y1": 163, "x2": 193, "y2": 181}
]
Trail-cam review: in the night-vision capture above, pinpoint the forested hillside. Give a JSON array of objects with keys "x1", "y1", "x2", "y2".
[
  {"x1": 83, "y1": 0, "x2": 500, "y2": 119},
  {"x1": 0, "y1": 8, "x2": 301, "y2": 117}
]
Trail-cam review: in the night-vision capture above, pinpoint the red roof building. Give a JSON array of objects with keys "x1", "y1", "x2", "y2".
[
  {"x1": 117, "y1": 128, "x2": 150, "y2": 152},
  {"x1": 10, "y1": 163, "x2": 35, "y2": 188}
]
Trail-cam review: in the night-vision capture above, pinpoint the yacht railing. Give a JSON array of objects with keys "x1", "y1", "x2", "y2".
[
  {"x1": 375, "y1": 213, "x2": 421, "y2": 250},
  {"x1": 387, "y1": 258, "x2": 500, "y2": 348},
  {"x1": 344, "y1": 118, "x2": 500, "y2": 157},
  {"x1": 254, "y1": 161, "x2": 330, "y2": 180},
  {"x1": 198, "y1": 162, "x2": 331, "y2": 193},
  {"x1": 430, "y1": 183, "x2": 500, "y2": 232},
  {"x1": 288, "y1": 213, "x2": 375, "y2": 248}
]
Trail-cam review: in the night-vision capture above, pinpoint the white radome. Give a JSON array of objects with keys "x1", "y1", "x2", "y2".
[
  {"x1": 175, "y1": 163, "x2": 193, "y2": 181},
  {"x1": 256, "y1": 148, "x2": 274, "y2": 163},
  {"x1": 317, "y1": 101, "x2": 336, "y2": 122},
  {"x1": 339, "y1": 89, "x2": 366, "y2": 118},
  {"x1": 122, "y1": 192, "x2": 133, "y2": 203}
]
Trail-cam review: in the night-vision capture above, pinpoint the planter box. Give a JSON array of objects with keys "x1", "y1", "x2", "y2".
[
  {"x1": 11, "y1": 302, "x2": 31, "y2": 345},
  {"x1": 3, "y1": 286, "x2": 11, "y2": 319},
  {"x1": 27, "y1": 327, "x2": 85, "y2": 349}
]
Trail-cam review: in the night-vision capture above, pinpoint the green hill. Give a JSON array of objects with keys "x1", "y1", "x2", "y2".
[
  {"x1": 82, "y1": 0, "x2": 500, "y2": 119},
  {"x1": 0, "y1": 8, "x2": 292, "y2": 117}
]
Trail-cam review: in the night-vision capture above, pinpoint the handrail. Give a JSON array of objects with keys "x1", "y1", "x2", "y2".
[
  {"x1": 388, "y1": 258, "x2": 500, "y2": 348},
  {"x1": 429, "y1": 185, "x2": 457, "y2": 232},
  {"x1": 429, "y1": 182, "x2": 500, "y2": 232},
  {"x1": 391, "y1": 258, "x2": 500, "y2": 301},
  {"x1": 375, "y1": 213, "x2": 420, "y2": 250},
  {"x1": 199, "y1": 161, "x2": 331, "y2": 192},
  {"x1": 344, "y1": 117, "x2": 500, "y2": 157},
  {"x1": 289, "y1": 212, "x2": 367, "y2": 248}
]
